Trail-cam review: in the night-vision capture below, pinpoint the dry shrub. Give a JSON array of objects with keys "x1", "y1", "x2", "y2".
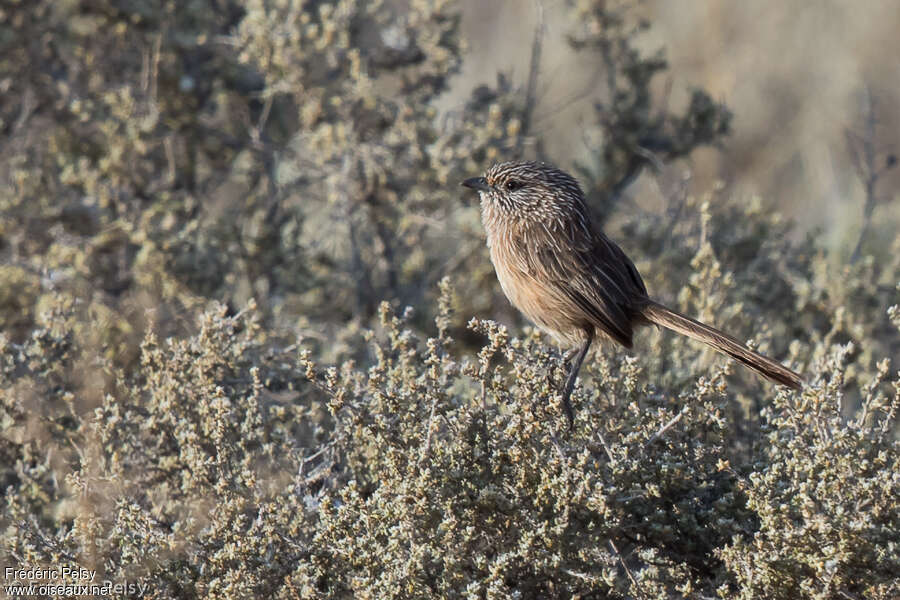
[{"x1": 1, "y1": 1, "x2": 898, "y2": 599}]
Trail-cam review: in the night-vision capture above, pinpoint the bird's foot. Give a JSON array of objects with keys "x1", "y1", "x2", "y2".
[{"x1": 561, "y1": 347, "x2": 579, "y2": 366}]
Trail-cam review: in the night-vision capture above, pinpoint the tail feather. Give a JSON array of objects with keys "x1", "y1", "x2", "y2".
[{"x1": 640, "y1": 300, "x2": 803, "y2": 390}]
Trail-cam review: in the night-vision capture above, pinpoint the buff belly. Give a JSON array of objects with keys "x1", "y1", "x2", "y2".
[{"x1": 489, "y1": 243, "x2": 588, "y2": 348}]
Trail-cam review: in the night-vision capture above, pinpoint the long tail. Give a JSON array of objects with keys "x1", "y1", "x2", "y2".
[{"x1": 640, "y1": 300, "x2": 803, "y2": 390}]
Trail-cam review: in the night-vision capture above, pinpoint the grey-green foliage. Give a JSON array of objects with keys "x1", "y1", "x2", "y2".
[
  {"x1": 720, "y1": 347, "x2": 898, "y2": 600},
  {"x1": 4, "y1": 199, "x2": 898, "y2": 599},
  {"x1": 3, "y1": 246, "x2": 900, "y2": 598},
  {"x1": 0, "y1": 0, "x2": 732, "y2": 355},
  {"x1": 296, "y1": 220, "x2": 899, "y2": 598},
  {"x1": 567, "y1": 1, "x2": 732, "y2": 221},
  {"x1": 3, "y1": 301, "x2": 311, "y2": 597},
  {"x1": 2, "y1": 1, "x2": 899, "y2": 599}
]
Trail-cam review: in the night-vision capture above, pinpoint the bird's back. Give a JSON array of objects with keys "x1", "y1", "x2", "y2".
[{"x1": 484, "y1": 201, "x2": 649, "y2": 348}]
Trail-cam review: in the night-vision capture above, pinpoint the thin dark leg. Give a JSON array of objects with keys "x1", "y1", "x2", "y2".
[
  {"x1": 561, "y1": 346, "x2": 579, "y2": 365},
  {"x1": 561, "y1": 330, "x2": 593, "y2": 430}
]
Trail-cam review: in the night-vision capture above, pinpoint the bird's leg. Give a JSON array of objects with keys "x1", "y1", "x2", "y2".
[
  {"x1": 553, "y1": 347, "x2": 579, "y2": 389},
  {"x1": 561, "y1": 330, "x2": 593, "y2": 430},
  {"x1": 561, "y1": 346, "x2": 579, "y2": 366}
]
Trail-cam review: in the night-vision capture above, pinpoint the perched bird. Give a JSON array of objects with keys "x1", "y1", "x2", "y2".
[{"x1": 462, "y1": 160, "x2": 802, "y2": 428}]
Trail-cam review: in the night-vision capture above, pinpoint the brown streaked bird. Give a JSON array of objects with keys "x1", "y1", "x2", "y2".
[{"x1": 462, "y1": 160, "x2": 802, "y2": 428}]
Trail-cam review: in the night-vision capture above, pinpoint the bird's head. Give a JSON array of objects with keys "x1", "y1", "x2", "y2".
[{"x1": 461, "y1": 161, "x2": 587, "y2": 226}]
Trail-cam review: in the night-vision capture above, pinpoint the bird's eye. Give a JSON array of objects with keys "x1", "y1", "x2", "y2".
[{"x1": 505, "y1": 179, "x2": 523, "y2": 192}]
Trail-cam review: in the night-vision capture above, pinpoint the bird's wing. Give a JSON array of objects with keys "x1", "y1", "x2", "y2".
[{"x1": 519, "y1": 222, "x2": 647, "y2": 348}]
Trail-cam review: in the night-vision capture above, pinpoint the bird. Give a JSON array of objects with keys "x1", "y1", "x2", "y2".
[{"x1": 461, "y1": 160, "x2": 802, "y2": 428}]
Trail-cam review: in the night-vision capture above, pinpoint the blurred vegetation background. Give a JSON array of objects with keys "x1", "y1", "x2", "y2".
[{"x1": 1, "y1": 1, "x2": 898, "y2": 598}]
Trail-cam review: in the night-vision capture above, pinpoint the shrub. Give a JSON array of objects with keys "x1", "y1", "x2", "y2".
[{"x1": 2, "y1": 1, "x2": 898, "y2": 599}]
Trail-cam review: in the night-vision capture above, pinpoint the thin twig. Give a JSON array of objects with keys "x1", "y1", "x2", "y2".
[
  {"x1": 644, "y1": 406, "x2": 688, "y2": 449},
  {"x1": 420, "y1": 393, "x2": 441, "y2": 464},
  {"x1": 549, "y1": 431, "x2": 567, "y2": 465},
  {"x1": 337, "y1": 153, "x2": 375, "y2": 315},
  {"x1": 595, "y1": 430, "x2": 615, "y2": 462},
  {"x1": 847, "y1": 86, "x2": 896, "y2": 262},
  {"x1": 12, "y1": 85, "x2": 36, "y2": 134},
  {"x1": 608, "y1": 539, "x2": 644, "y2": 598},
  {"x1": 531, "y1": 60, "x2": 604, "y2": 127},
  {"x1": 516, "y1": 0, "x2": 545, "y2": 156},
  {"x1": 300, "y1": 440, "x2": 336, "y2": 467},
  {"x1": 253, "y1": 95, "x2": 274, "y2": 146}
]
